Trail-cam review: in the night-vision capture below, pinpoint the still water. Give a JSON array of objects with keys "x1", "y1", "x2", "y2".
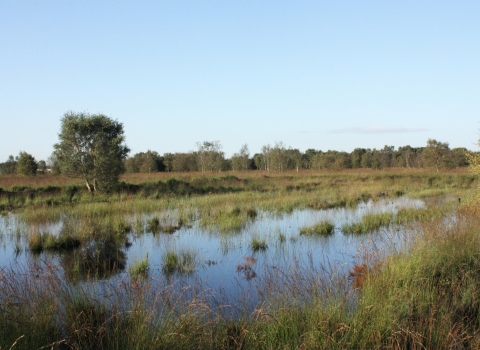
[{"x1": 0, "y1": 197, "x2": 424, "y2": 307}]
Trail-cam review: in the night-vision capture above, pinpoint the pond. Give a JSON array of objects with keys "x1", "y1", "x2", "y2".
[{"x1": 0, "y1": 197, "x2": 424, "y2": 311}]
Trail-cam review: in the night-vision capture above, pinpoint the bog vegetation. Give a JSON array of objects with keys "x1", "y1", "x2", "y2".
[
  {"x1": 1, "y1": 113, "x2": 480, "y2": 349},
  {"x1": 0, "y1": 165, "x2": 479, "y2": 349}
]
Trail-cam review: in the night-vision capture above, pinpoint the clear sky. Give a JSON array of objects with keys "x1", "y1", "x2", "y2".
[{"x1": 1, "y1": 1, "x2": 479, "y2": 161}]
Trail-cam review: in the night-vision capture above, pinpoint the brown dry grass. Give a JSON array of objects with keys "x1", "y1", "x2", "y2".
[
  {"x1": 0, "y1": 174, "x2": 83, "y2": 189},
  {"x1": 0, "y1": 167, "x2": 469, "y2": 190}
]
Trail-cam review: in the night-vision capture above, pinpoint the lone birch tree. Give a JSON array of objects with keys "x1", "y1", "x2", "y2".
[{"x1": 54, "y1": 111, "x2": 130, "y2": 192}]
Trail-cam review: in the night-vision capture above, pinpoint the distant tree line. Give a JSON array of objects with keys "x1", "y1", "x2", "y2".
[
  {"x1": 0, "y1": 138, "x2": 470, "y2": 176},
  {"x1": 0, "y1": 152, "x2": 48, "y2": 176},
  {"x1": 121, "y1": 138, "x2": 469, "y2": 174}
]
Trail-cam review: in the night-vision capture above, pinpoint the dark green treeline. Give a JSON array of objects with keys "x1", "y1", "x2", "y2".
[{"x1": 0, "y1": 139, "x2": 471, "y2": 175}]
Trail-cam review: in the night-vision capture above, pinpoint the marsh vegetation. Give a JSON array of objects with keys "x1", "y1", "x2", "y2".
[{"x1": 0, "y1": 169, "x2": 478, "y2": 349}]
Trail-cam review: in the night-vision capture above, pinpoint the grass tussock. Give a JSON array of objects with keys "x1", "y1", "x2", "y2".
[
  {"x1": 28, "y1": 231, "x2": 81, "y2": 253},
  {"x1": 162, "y1": 249, "x2": 197, "y2": 275},
  {"x1": 250, "y1": 236, "x2": 268, "y2": 252},
  {"x1": 300, "y1": 221, "x2": 335, "y2": 236},
  {"x1": 129, "y1": 256, "x2": 149, "y2": 279},
  {"x1": 342, "y1": 212, "x2": 393, "y2": 234},
  {"x1": 342, "y1": 205, "x2": 448, "y2": 234}
]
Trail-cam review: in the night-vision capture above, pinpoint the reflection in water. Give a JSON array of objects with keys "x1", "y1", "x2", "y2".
[
  {"x1": 61, "y1": 235, "x2": 126, "y2": 282},
  {"x1": 237, "y1": 256, "x2": 257, "y2": 281}
]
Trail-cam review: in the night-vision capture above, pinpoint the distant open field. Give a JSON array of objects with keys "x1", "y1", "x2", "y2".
[{"x1": 0, "y1": 167, "x2": 471, "y2": 189}]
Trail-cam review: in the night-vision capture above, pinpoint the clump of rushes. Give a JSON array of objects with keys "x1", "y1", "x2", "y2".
[
  {"x1": 43, "y1": 233, "x2": 81, "y2": 251},
  {"x1": 299, "y1": 221, "x2": 335, "y2": 236},
  {"x1": 66, "y1": 297, "x2": 109, "y2": 349},
  {"x1": 230, "y1": 206, "x2": 241, "y2": 216},
  {"x1": 147, "y1": 217, "x2": 160, "y2": 233},
  {"x1": 114, "y1": 220, "x2": 131, "y2": 235},
  {"x1": 251, "y1": 237, "x2": 268, "y2": 252},
  {"x1": 134, "y1": 219, "x2": 144, "y2": 233},
  {"x1": 162, "y1": 251, "x2": 178, "y2": 274},
  {"x1": 393, "y1": 207, "x2": 442, "y2": 225},
  {"x1": 74, "y1": 234, "x2": 126, "y2": 277},
  {"x1": 161, "y1": 225, "x2": 181, "y2": 234},
  {"x1": 162, "y1": 249, "x2": 196, "y2": 275},
  {"x1": 160, "y1": 218, "x2": 184, "y2": 234},
  {"x1": 343, "y1": 212, "x2": 393, "y2": 234},
  {"x1": 29, "y1": 232, "x2": 81, "y2": 252},
  {"x1": 246, "y1": 208, "x2": 258, "y2": 219},
  {"x1": 29, "y1": 232, "x2": 45, "y2": 253},
  {"x1": 129, "y1": 256, "x2": 149, "y2": 279}
]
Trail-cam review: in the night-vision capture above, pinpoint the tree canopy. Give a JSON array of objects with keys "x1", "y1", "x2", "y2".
[
  {"x1": 53, "y1": 112, "x2": 130, "y2": 192},
  {"x1": 17, "y1": 152, "x2": 37, "y2": 176}
]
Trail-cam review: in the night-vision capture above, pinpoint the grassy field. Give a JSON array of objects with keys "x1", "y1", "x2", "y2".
[{"x1": 0, "y1": 168, "x2": 479, "y2": 349}]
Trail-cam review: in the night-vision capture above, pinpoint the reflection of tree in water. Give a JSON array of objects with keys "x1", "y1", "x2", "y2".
[
  {"x1": 237, "y1": 256, "x2": 257, "y2": 281},
  {"x1": 61, "y1": 234, "x2": 126, "y2": 282}
]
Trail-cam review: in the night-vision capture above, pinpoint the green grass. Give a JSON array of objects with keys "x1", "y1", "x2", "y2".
[
  {"x1": 299, "y1": 221, "x2": 335, "y2": 236},
  {"x1": 28, "y1": 231, "x2": 81, "y2": 252},
  {"x1": 162, "y1": 249, "x2": 197, "y2": 275},
  {"x1": 342, "y1": 212, "x2": 393, "y2": 234},
  {"x1": 250, "y1": 236, "x2": 268, "y2": 252},
  {"x1": 146, "y1": 217, "x2": 160, "y2": 233},
  {"x1": 342, "y1": 205, "x2": 449, "y2": 234},
  {"x1": 3, "y1": 170, "x2": 472, "y2": 225},
  {"x1": 129, "y1": 256, "x2": 149, "y2": 279}
]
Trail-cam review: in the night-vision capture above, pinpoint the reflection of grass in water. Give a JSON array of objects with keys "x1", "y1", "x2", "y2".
[
  {"x1": 300, "y1": 221, "x2": 335, "y2": 236},
  {"x1": 72, "y1": 234, "x2": 126, "y2": 278},
  {"x1": 162, "y1": 249, "x2": 196, "y2": 275}
]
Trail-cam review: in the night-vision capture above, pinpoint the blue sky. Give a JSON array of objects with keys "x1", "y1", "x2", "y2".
[{"x1": 1, "y1": 1, "x2": 479, "y2": 161}]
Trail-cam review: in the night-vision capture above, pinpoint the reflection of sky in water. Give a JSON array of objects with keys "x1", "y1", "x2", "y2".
[{"x1": 0, "y1": 197, "x2": 424, "y2": 306}]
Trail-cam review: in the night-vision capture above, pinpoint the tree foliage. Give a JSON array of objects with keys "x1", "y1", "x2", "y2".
[
  {"x1": 0, "y1": 155, "x2": 17, "y2": 174},
  {"x1": 196, "y1": 141, "x2": 224, "y2": 172},
  {"x1": 53, "y1": 112, "x2": 129, "y2": 192},
  {"x1": 422, "y1": 139, "x2": 451, "y2": 171},
  {"x1": 125, "y1": 151, "x2": 164, "y2": 173},
  {"x1": 231, "y1": 144, "x2": 251, "y2": 171},
  {"x1": 17, "y1": 152, "x2": 37, "y2": 176}
]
